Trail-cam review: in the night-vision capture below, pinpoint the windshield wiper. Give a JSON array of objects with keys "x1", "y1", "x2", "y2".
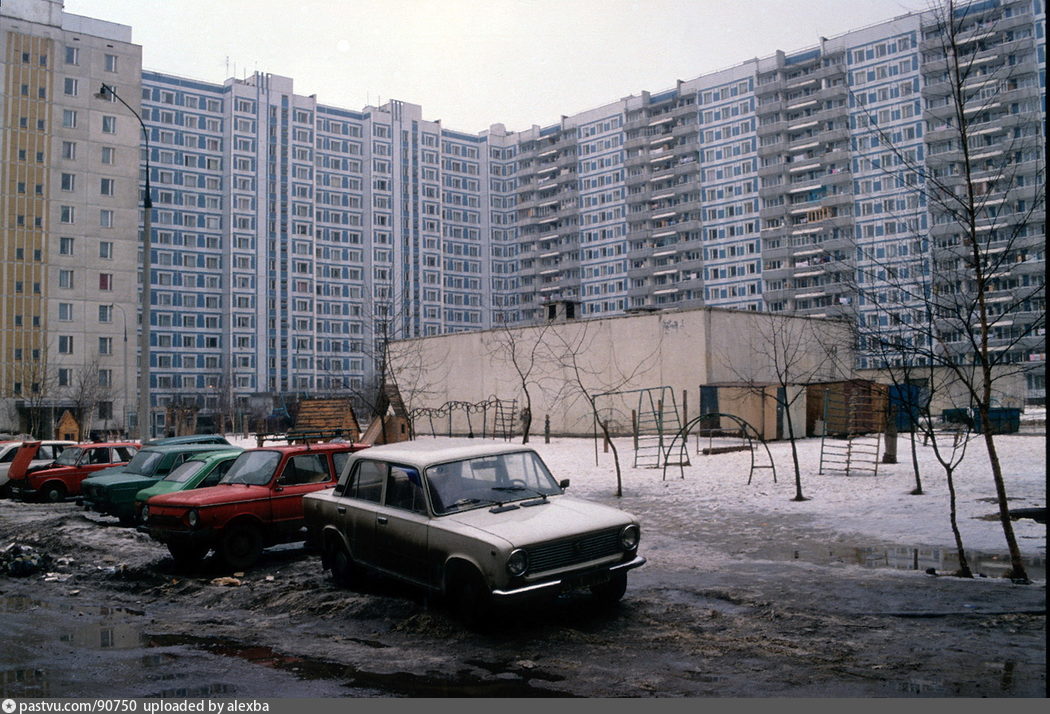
[{"x1": 492, "y1": 485, "x2": 550, "y2": 505}]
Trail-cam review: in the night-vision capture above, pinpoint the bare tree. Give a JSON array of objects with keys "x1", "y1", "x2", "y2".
[
  {"x1": 482, "y1": 317, "x2": 554, "y2": 443},
  {"x1": 64, "y1": 357, "x2": 113, "y2": 440},
  {"x1": 723, "y1": 314, "x2": 847, "y2": 501},
  {"x1": 847, "y1": 0, "x2": 1045, "y2": 581},
  {"x1": 545, "y1": 321, "x2": 661, "y2": 497}
]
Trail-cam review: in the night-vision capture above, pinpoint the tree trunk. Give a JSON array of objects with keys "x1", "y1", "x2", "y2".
[{"x1": 944, "y1": 460, "x2": 973, "y2": 578}]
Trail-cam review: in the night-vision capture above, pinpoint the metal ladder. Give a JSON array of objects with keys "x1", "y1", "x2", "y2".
[
  {"x1": 493, "y1": 399, "x2": 517, "y2": 441},
  {"x1": 633, "y1": 388, "x2": 689, "y2": 469},
  {"x1": 819, "y1": 387, "x2": 882, "y2": 476}
]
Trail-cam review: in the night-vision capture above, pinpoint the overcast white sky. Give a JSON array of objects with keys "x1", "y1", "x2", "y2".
[{"x1": 63, "y1": 0, "x2": 931, "y2": 133}]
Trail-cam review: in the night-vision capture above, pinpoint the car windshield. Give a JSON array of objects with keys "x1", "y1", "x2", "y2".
[
  {"x1": 219, "y1": 451, "x2": 281, "y2": 486},
  {"x1": 122, "y1": 450, "x2": 165, "y2": 476},
  {"x1": 162, "y1": 459, "x2": 206, "y2": 484},
  {"x1": 53, "y1": 447, "x2": 83, "y2": 466},
  {"x1": 425, "y1": 451, "x2": 562, "y2": 515}
]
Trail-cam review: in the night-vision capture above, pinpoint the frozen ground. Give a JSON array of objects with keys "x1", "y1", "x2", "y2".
[{"x1": 0, "y1": 425, "x2": 1045, "y2": 697}]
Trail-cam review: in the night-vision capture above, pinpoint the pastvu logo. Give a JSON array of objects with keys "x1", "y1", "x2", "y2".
[{"x1": 2, "y1": 698, "x2": 16, "y2": 714}]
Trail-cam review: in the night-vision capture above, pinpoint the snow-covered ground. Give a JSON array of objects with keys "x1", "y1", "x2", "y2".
[{"x1": 227, "y1": 424, "x2": 1045, "y2": 577}]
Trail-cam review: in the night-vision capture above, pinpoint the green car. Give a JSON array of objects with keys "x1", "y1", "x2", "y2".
[
  {"x1": 134, "y1": 450, "x2": 243, "y2": 520},
  {"x1": 80, "y1": 443, "x2": 242, "y2": 526}
]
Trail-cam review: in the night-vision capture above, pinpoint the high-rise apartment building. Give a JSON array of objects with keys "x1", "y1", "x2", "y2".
[
  {"x1": 2, "y1": 0, "x2": 141, "y2": 434},
  {"x1": 2, "y1": 0, "x2": 1044, "y2": 436}
]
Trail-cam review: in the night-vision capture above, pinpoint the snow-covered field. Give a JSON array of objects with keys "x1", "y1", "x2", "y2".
[{"x1": 231, "y1": 422, "x2": 1045, "y2": 568}]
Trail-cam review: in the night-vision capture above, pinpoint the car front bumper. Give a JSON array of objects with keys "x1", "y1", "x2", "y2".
[{"x1": 491, "y1": 554, "x2": 646, "y2": 599}]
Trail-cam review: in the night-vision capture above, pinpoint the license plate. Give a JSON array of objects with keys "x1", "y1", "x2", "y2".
[{"x1": 569, "y1": 570, "x2": 610, "y2": 589}]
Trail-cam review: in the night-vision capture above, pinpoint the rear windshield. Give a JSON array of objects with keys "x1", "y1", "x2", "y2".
[
  {"x1": 163, "y1": 459, "x2": 206, "y2": 484},
  {"x1": 122, "y1": 450, "x2": 166, "y2": 476}
]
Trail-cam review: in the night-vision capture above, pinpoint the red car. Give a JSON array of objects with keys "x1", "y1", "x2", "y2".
[
  {"x1": 10, "y1": 442, "x2": 139, "y2": 502},
  {"x1": 144, "y1": 442, "x2": 367, "y2": 569}
]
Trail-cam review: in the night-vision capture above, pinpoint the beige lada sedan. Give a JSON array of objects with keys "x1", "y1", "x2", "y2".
[{"x1": 303, "y1": 440, "x2": 644, "y2": 621}]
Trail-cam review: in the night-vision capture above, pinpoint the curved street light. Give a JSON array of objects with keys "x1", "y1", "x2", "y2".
[{"x1": 96, "y1": 82, "x2": 152, "y2": 440}]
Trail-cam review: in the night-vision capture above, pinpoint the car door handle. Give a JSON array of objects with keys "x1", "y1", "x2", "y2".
[
  {"x1": 337, "y1": 506, "x2": 346, "y2": 514},
  {"x1": 377, "y1": 516, "x2": 388, "y2": 525}
]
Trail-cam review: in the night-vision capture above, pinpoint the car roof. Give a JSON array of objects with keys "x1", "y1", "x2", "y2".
[
  {"x1": 71, "y1": 442, "x2": 139, "y2": 448},
  {"x1": 345, "y1": 439, "x2": 538, "y2": 470},
  {"x1": 144, "y1": 434, "x2": 231, "y2": 446},
  {"x1": 184, "y1": 448, "x2": 244, "y2": 462},
  {"x1": 137, "y1": 443, "x2": 241, "y2": 454}
]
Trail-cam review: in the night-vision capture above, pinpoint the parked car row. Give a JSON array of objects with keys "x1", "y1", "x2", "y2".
[{"x1": 4, "y1": 436, "x2": 646, "y2": 619}]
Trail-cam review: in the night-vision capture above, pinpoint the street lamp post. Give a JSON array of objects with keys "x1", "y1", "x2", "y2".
[
  {"x1": 97, "y1": 83, "x2": 152, "y2": 440},
  {"x1": 109, "y1": 303, "x2": 131, "y2": 435}
]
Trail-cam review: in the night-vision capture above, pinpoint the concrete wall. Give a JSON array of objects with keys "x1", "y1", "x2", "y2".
[{"x1": 390, "y1": 307, "x2": 853, "y2": 437}]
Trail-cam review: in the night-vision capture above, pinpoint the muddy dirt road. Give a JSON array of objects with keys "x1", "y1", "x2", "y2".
[{"x1": 0, "y1": 497, "x2": 1044, "y2": 698}]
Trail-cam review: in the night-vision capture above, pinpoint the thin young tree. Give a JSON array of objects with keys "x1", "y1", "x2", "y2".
[
  {"x1": 482, "y1": 316, "x2": 553, "y2": 444},
  {"x1": 723, "y1": 313, "x2": 848, "y2": 501},
  {"x1": 848, "y1": 0, "x2": 1045, "y2": 581},
  {"x1": 545, "y1": 321, "x2": 661, "y2": 497}
]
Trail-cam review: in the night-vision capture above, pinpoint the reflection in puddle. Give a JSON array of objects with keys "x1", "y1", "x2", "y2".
[
  {"x1": 0, "y1": 668, "x2": 50, "y2": 698},
  {"x1": 787, "y1": 544, "x2": 1045, "y2": 580},
  {"x1": 59, "y1": 623, "x2": 144, "y2": 650}
]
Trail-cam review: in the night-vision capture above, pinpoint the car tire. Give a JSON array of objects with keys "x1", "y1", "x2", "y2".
[
  {"x1": 118, "y1": 512, "x2": 138, "y2": 527},
  {"x1": 41, "y1": 482, "x2": 67, "y2": 503},
  {"x1": 167, "y1": 542, "x2": 209, "y2": 568},
  {"x1": 590, "y1": 571, "x2": 627, "y2": 606},
  {"x1": 219, "y1": 524, "x2": 264, "y2": 570},
  {"x1": 327, "y1": 540, "x2": 359, "y2": 588},
  {"x1": 451, "y1": 570, "x2": 492, "y2": 629}
]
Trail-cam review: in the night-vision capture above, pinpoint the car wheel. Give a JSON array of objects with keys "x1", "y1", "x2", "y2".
[
  {"x1": 41, "y1": 482, "x2": 67, "y2": 503},
  {"x1": 327, "y1": 540, "x2": 359, "y2": 588},
  {"x1": 118, "y1": 512, "x2": 139, "y2": 527},
  {"x1": 451, "y1": 570, "x2": 492, "y2": 629},
  {"x1": 590, "y1": 571, "x2": 627, "y2": 606},
  {"x1": 219, "y1": 524, "x2": 264, "y2": 570},
  {"x1": 0, "y1": 483, "x2": 11, "y2": 499},
  {"x1": 167, "y1": 542, "x2": 209, "y2": 568}
]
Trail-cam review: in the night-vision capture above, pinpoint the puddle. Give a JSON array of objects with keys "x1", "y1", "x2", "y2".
[
  {"x1": 0, "y1": 668, "x2": 50, "y2": 698},
  {"x1": 147, "y1": 634, "x2": 575, "y2": 697},
  {"x1": 776, "y1": 544, "x2": 1045, "y2": 580},
  {"x1": 0, "y1": 594, "x2": 144, "y2": 618},
  {"x1": 898, "y1": 661, "x2": 1020, "y2": 696}
]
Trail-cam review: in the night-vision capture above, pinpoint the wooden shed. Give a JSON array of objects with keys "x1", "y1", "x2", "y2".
[
  {"x1": 806, "y1": 380, "x2": 888, "y2": 436},
  {"x1": 289, "y1": 398, "x2": 361, "y2": 443},
  {"x1": 56, "y1": 410, "x2": 80, "y2": 442}
]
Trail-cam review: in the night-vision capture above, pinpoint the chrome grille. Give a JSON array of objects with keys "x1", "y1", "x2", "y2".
[{"x1": 525, "y1": 527, "x2": 622, "y2": 573}]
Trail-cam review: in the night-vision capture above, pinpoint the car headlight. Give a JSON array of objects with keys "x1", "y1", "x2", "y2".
[
  {"x1": 620, "y1": 524, "x2": 640, "y2": 551},
  {"x1": 506, "y1": 548, "x2": 529, "y2": 577},
  {"x1": 186, "y1": 509, "x2": 199, "y2": 528},
  {"x1": 140, "y1": 504, "x2": 149, "y2": 523}
]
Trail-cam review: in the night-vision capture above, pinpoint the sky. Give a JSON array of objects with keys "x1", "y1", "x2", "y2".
[{"x1": 63, "y1": 0, "x2": 932, "y2": 134}]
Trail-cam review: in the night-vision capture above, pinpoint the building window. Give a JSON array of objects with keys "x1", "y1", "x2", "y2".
[
  {"x1": 62, "y1": 109, "x2": 77, "y2": 128},
  {"x1": 98, "y1": 305, "x2": 113, "y2": 323},
  {"x1": 61, "y1": 173, "x2": 75, "y2": 191},
  {"x1": 99, "y1": 241, "x2": 113, "y2": 259},
  {"x1": 58, "y1": 303, "x2": 73, "y2": 321},
  {"x1": 58, "y1": 336, "x2": 74, "y2": 354},
  {"x1": 101, "y1": 146, "x2": 115, "y2": 164},
  {"x1": 102, "y1": 115, "x2": 116, "y2": 134},
  {"x1": 65, "y1": 46, "x2": 79, "y2": 65},
  {"x1": 104, "y1": 54, "x2": 118, "y2": 72},
  {"x1": 58, "y1": 368, "x2": 71, "y2": 387},
  {"x1": 60, "y1": 206, "x2": 75, "y2": 224},
  {"x1": 100, "y1": 209, "x2": 114, "y2": 228},
  {"x1": 98, "y1": 337, "x2": 113, "y2": 355},
  {"x1": 62, "y1": 141, "x2": 76, "y2": 160},
  {"x1": 60, "y1": 237, "x2": 74, "y2": 255},
  {"x1": 99, "y1": 273, "x2": 113, "y2": 291},
  {"x1": 63, "y1": 77, "x2": 78, "y2": 96},
  {"x1": 100, "y1": 178, "x2": 115, "y2": 195},
  {"x1": 58, "y1": 270, "x2": 74, "y2": 289},
  {"x1": 98, "y1": 402, "x2": 113, "y2": 420}
]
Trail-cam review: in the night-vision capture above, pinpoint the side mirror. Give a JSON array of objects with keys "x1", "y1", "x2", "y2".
[{"x1": 559, "y1": 479, "x2": 570, "y2": 490}]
